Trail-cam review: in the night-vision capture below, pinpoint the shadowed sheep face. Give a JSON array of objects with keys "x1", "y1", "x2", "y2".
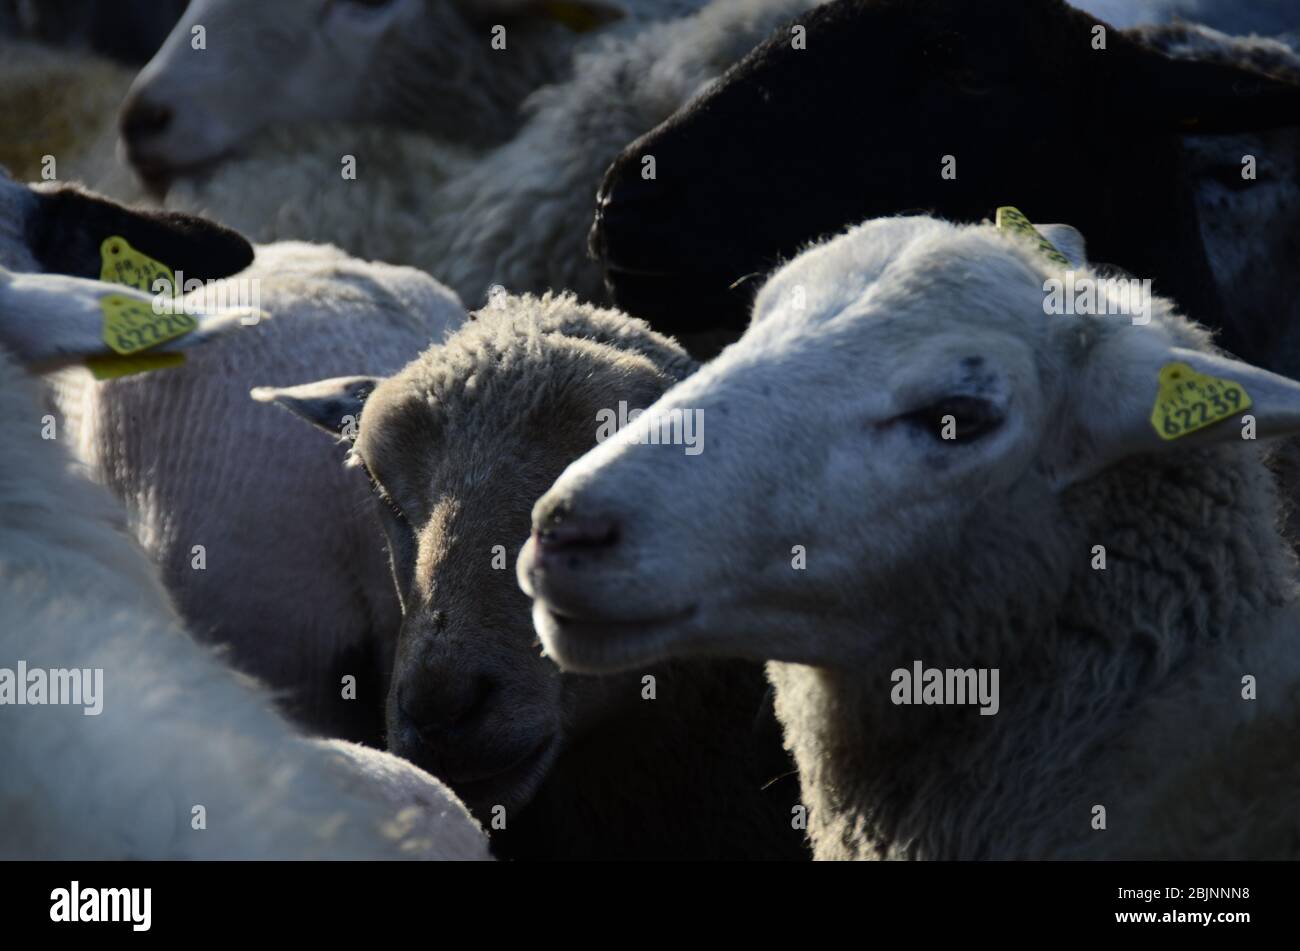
[
  {"x1": 340, "y1": 321, "x2": 685, "y2": 818},
  {"x1": 522, "y1": 215, "x2": 1300, "y2": 675},
  {"x1": 119, "y1": 0, "x2": 624, "y2": 188}
]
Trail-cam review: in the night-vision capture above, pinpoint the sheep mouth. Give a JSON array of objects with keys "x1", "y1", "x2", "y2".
[
  {"x1": 126, "y1": 152, "x2": 237, "y2": 198},
  {"x1": 535, "y1": 601, "x2": 699, "y2": 674}
]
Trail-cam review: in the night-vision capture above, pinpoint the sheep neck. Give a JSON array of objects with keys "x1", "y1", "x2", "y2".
[{"x1": 771, "y1": 444, "x2": 1299, "y2": 860}]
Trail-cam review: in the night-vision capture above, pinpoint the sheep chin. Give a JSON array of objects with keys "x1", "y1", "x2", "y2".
[{"x1": 533, "y1": 600, "x2": 697, "y2": 675}]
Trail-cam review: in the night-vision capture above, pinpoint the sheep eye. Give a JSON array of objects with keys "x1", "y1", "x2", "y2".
[
  {"x1": 369, "y1": 478, "x2": 406, "y2": 522},
  {"x1": 355, "y1": 457, "x2": 407, "y2": 521},
  {"x1": 901, "y1": 395, "x2": 1003, "y2": 444}
]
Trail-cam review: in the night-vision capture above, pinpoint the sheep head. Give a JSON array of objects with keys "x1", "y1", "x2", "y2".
[
  {"x1": 119, "y1": 0, "x2": 628, "y2": 190},
  {"x1": 255, "y1": 294, "x2": 695, "y2": 821},
  {"x1": 522, "y1": 215, "x2": 1300, "y2": 675}
]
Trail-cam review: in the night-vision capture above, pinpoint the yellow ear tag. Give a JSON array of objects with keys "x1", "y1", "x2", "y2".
[
  {"x1": 1150, "y1": 362, "x2": 1252, "y2": 440},
  {"x1": 537, "y1": 1, "x2": 624, "y2": 33},
  {"x1": 99, "y1": 236, "x2": 176, "y2": 295},
  {"x1": 100, "y1": 294, "x2": 197, "y2": 355},
  {"x1": 995, "y1": 206, "x2": 1072, "y2": 268},
  {"x1": 94, "y1": 236, "x2": 190, "y2": 377},
  {"x1": 86, "y1": 352, "x2": 186, "y2": 380}
]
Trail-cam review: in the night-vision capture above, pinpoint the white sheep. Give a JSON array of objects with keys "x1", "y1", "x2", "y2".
[
  {"x1": 2, "y1": 173, "x2": 468, "y2": 742},
  {"x1": 0, "y1": 266, "x2": 487, "y2": 859},
  {"x1": 119, "y1": 0, "x2": 710, "y2": 181},
  {"x1": 518, "y1": 214, "x2": 1300, "y2": 859}
]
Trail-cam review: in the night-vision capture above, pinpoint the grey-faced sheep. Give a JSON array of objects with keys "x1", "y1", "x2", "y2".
[
  {"x1": 254, "y1": 294, "x2": 809, "y2": 860},
  {"x1": 0, "y1": 262, "x2": 487, "y2": 859},
  {"x1": 520, "y1": 214, "x2": 1300, "y2": 859},
  {"x1": 1, "y1": 173, "x2": 467, "y2": 743}
]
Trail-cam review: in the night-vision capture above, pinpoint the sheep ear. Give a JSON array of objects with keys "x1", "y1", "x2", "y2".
[
  {"x1": 1034, "y1": 224, "x2": 1087, "y2": 268},
  {"x1": 26, "y1": 185, "x2": 254, "y2": 283},
  {"x1": 0, "y1": 268, "x2": 255, "y2": 373},
  {"x1": 1050, "y1": 339, "x2": 1300, "y2": 488},
  {"x1": 250, "y1": 376, "x2": 379, "y2": 442},
  {"x1": 1116, "y1": 37, "x2": 1300, "y2": 134}
]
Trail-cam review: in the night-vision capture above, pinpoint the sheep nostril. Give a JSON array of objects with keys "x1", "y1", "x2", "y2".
[
  {"x1": 536, "y1": 515, "x2": 619, "y2": 555},
  {"x1": 120, "y1": 98, "x2": 174, "y2": 142}
]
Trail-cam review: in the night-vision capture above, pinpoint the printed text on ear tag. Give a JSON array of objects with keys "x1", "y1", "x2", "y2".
[
  {"x1": 994, "y1": 206, "x2": 1072, "y2": 267},
  {"x1": 1150, "y1": 362, "x2": 1252, "y2": 440},
  {"x1": 100, "y1": 236, "x2": 176, "y2": 295},
  {"x1": 100, "y1": 294, "x2": 196, "y2": 355}
]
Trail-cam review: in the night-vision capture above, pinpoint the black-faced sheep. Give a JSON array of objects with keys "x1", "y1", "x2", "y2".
[
  {"x1": 521, "y1": 214, "x2": 1300, "y2": 859},
  {"x1": 255, "y1": 295, "x2": 809, "y2": 860},
  {"x1": 591, "y1": 0, "x2": 1300, "y2": 351}
]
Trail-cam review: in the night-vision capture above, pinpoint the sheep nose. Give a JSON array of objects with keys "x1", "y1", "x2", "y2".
[
  {"x1": 120, "y1": 96, "x2": 174, "y2": 146},
  {"x1": 589, "y1": 159, "x2": 677, "y2": 269},
  {"x1": 535, "y1": 512, "x2": 620, "y2": 558},
  {"x1": 397, "y1": 673, "x2": 495, "y2": 743}
]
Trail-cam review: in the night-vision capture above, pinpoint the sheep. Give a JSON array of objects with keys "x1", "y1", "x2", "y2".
[
  {"x1": 590, "y1": 0, "x2": 1300, "y2": 349},
  {"x1": 2, "y1": 173, "x2": 468, "y2": 743},
  {"x1": 119, "y1": 0, "x2": 709, "y2": 187},
  {"x1": 253, "y1": 294, "x2": 809, "y2": 860},
  {"x1": 133, "y1": 0, "x2": 819, "y2": 331},
  {"x1": 0, "y1": 265, "x2": 488, "y2": 859},
  {"x1": 518, "y1": 214, "x2": 1300, "y2": 859}
]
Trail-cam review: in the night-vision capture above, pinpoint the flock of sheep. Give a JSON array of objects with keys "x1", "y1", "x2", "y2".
[{"x1": 2, "y1": 0, "x2": 1299, "y2": 861}]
